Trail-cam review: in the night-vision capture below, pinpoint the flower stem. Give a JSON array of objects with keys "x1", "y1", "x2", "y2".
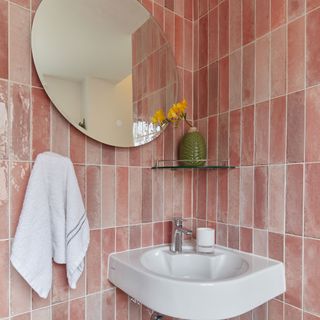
[{"x1": 183, "y1": 114, "x2": 193, "y2": 127}]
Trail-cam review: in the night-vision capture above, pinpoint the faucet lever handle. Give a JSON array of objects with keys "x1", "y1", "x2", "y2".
[{"x1": 173, "y1": 217, "x2": 185, "y2": 227}]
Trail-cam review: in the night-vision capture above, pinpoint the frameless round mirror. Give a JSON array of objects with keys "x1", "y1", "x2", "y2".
[{"x1": 32, "y1": 0, "x2": 178, "y2": 147}]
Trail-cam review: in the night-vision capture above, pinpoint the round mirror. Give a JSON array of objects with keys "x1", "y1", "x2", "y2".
[{"x1": 32, "y1": 0, "x2": 178, "y2": 147}]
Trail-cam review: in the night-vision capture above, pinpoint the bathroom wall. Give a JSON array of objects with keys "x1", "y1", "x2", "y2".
[
  {"x1": 193, "y1": 0, "x2": 320, "y2": 319},
  {"x1": 0, "y1": 0, "x2": 194, "y2": 319}
]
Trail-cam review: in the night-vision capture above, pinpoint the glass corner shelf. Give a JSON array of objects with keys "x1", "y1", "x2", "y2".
[{"x1": 152, "y1": 159, "x2": 236, "y2": 170}]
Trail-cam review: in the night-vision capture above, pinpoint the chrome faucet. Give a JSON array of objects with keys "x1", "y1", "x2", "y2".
[{"x1": 170, "y1": 217, "x2": 192, "y2": 253}]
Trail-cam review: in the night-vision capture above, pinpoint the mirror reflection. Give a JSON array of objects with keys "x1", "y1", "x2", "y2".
[{"x1": 32, "y1": 0, "x2": 178, "y2": 147}]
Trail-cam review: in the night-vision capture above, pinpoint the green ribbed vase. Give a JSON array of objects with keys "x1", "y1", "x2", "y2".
[{"x1": 178, "y1": 127, "x2": 206, "y2": 166}]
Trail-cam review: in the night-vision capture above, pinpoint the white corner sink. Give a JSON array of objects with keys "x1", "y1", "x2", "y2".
[{"x1": 108, "y1": 242, "x2": 285, "y2": 320}]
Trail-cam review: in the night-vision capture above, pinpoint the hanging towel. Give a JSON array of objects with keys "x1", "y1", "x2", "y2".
[{"x1": 10, "y1": 152, "x2": 90, "y2": 299}]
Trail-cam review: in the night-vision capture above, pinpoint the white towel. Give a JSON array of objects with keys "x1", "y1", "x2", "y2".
[{"x1": 10, "y1": 152, "x2": 90, "y2": 298}]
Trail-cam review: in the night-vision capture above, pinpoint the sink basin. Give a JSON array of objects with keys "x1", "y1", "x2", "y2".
[{"x1": 108, "y1": 242, "x2": 285, "y2": 320}]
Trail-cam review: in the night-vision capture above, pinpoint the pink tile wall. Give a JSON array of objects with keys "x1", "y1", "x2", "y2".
[
  {"x1": 193, "y1": 0, "x2": 320, "y2": 319},
  {"x1": 0, "y1": 0, "x2": 193, "y2": 319}
]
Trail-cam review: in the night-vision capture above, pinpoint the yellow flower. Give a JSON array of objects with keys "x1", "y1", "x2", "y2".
[{"x1": 151, "y1": 109, "x2": 166, "y2": 125}]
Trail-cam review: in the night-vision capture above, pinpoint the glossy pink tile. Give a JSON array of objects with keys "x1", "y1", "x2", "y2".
[
  {"x1": 0, "y1": 161, "x2": 8, "y2": 239},
  {"x1": 102, "y1": 166, "x2": 115, "y2": 228},
  {"x1": 86, "y1": 293, "x2": 101, "y2": 320},
  {"x1": 256, "y1": 0, "x2": 270, "y2": 37},
  {"x1": 0, "y1": 80, "x2": 8, "y2": 160},
  {"x1": 116, "y1": 289, "x2": 128, "y2": 320},
  {"x1": 87, "y1": 230, "x2": 101, "y2": 294},
  {"x1": 271, "y1": 0, "x2": 286, "y2": 29},
  {"x1": 51, "y1": 107, "x2": 69, "y2": 157},
  {"x1": 288, "y1": 0, "x2": 305, "y2": 20},
  {"x1": 199, "y1": 14, "x2": 208, "y2": 68},
  {"x1": 209, "y1": 8, "x2": 218, "y2": 63},
  {"x1": 242, "y1": 43, "x2": 255, "y2": 106},
  {"x1": 241, "y1": 106, "x2": 254, "y2": 165},
  {"x1": 0, "y1": 240, "x2": 9, "y2": 318},
  {"x1": 230, "y1": 0, "x2": 241, "y2": 51},
  {"x1": 219, "y1": 0, "x2": 229, "y2": 57},
  {"x1": 229, "y1": 50, "x2": 241, "y2": 110},
  {"x1": 52, "y1": 263, "x2": 68, "y2": 304},
  {"x1": 254, "y1": 166, "x2": 268, "y2": 229},
  {"x1": 102, "y1": 289, "x2": 116, "y2": 320},
  {"x1": 242, "y1": 0, "x2": 255, "y2": 45},
  {"x1": 240, "y1": 167, "x2": 254, "y2": 227},
  {"x1": 70, "y1": 298, "x2": 85, "y2": 320},
  {"x1": 285, "y1": 304, "x2": 302, "y2": 320},
  {"x1": 0, "y1": 0, "x2": 8, "y2": 80}
]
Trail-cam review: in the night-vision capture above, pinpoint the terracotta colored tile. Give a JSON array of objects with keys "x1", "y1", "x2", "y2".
[
  {"x1": 240, "y1": 227, "x2": 252, "y2": 253},
  {"x1": 207, "y1": 170, "x2": 217, "y2": 222},
  {"x1": 102, "y1": 166, "x2": 115, "y2": 228},
  {"x1": 0, "y1": 0, "x2": 8, "y2": 79},
  {"x1": 304, "y1": 238, "x2": 320, "y2": 314},
  {"x1": 243, "y1": 0, "x2": 255, "y2": 45},
  {"x1": 268, "y1": 299, "x2": 284, "y2": 320},
  {"x1": 0, "y1": 161, "x2": 8, "y2": 239},
  {"x1": 32, "y1": 88, "x2": 50, "y2": 160},
  {"x1": 51, "y1": 107, "x2": 69, "y2": 157},
  {"x1": 130, "y1": 225, "x2": 141, "y2": 249},
  {"x1": 70, "y1": 127, "x2": 85, "y2": 164},
  {"x1": 87, "y1": 230, "x2": 101, "y2": 294},
  {"x1": 198, "y1": 66, "x2": 208, "y2": 118},
  {"x1": 153, "y1": 222, "x2": 164, "y2": 245},
  {"x1": 230, "y1": 50, "x2": 241, "y2": 110},
  {"x1": 254, "y1": 166, "x2": 268, "y2": 229},
  {"x1": 208, "y1": 115, "x2": 218, "y2": 162},
  {"x1": 129, "y1": 167, "x2": 142, "y2": 224},
  {"x1": 287, "y1": 91, "x2": 305, "y2": 163},
  {"x1": 268, "y1": 166, "x2": 285, "y2": 233},
  {"x1": 142, "y1": 223, "x2": 153, "y2": 247},
  {"x1": 208, "y1": 62, "x2": 219, "y2": 115},
  {"x1": 230, "y1": 110, "x2": 241, "y2": 166},
  {"x1": 253, "y1": 229, "x2": 268, "y2": 257},
  {"x1": 193, "y1": 21, "x2": 199, "y2": 72},
  {"x1": 142, "y1": 168, "x2": 152, "y2": 222},
  {"x1": 193, "y1": 0, "x2": 199, "y2": 19},
  {"x1": 256, "y1": 36, "x2": 270, "y2": 103},
  {"x1": 10, "y1": 162, "x2": 30, "y2": 236},
  {"x1": 229, "y1": 168, "x2": 240, "y2": 225},
  {"x1": 219, "y1": 0, "x2": 229, "y2": 57},
  {"x1": 270, "y1": 96, "x2": 286, "y2": 164},
  {"x1": 102, "y1": 145, "x2": 115, "y2": 165},
  {"x1": 199, "y1": 14, "x2": 208, "y2": 68},
  {"x1": 0, "y1": 240, "x2": 9, "y2": 317},
  {"x1": 271, "y1": 0, "x2": 286, "y2": 29},
  {"x1": 52, "y1": 263, "x2": 68, "y2": 304},
  {"x1": 199, "y1": 0, "x2": 209, "y2": 16},
  {"x1": 86, "y1": 293, "x2": 101, "y2": 320},
  {"x1": 269, "y1": 232, "x2": 284, "y2": 262},
  {"x1": 241, "y1": 106, "x2": 254, "y2": 165},
  {"x1": 305, "y1": 164, "x2": 320, "y2": 238},
  {"x1": 32, "y1": 308, "x2": 50, "y2": 320},
  {"x1": 116, "y1": 289, "x2": 128, "y2": 320},
  {"x1": 240, "y1": 167, "x2": 254, "y2": 227},
  {"x1": 86, "y1": 166, "x2": 101, "y2": 229},
  {"x1": 285, "y1": 304, "x2": 302, "y2": 320},
  {"x1": 10, "y1": 265, "x2": 31, "y2": 315},
  {"x1": 288, "y1": 17, "x2": 305, "y2": 93},
  {"x1": 271, "y1": 26, "x2": 286, "y2": 98},
  {"x1": 116, "y1": 167, "x2": 128, "y2": 226},
  {"x1": 116, "y1": 226, "x2": 128, "y2": 252},
  {"x1": 102, "y1": 289, "x2": 116, "y2": 320},
  {"x1": 70, "y1": 298, "x2": 85, "y2": 320},
  {"x1": 10, "y1": 3, "x2": 31, "y2": 84},
  {"x1": 307, "y1": 0, "x2": 320, "y2": 10},
  {"x1": 10, "y1": 83, "x2": 30, "y2": 161},
  {"x1": 242, "y1": 43, "x2": 255, "y2": 106},
  {"x1": 288, "y1": 0, "x2": 305, "y2": 20},
  {"x1": 209, "y1": 8, "x2": 218, "y2": 63},
  {"x1": 286, "y1": 164, "x2": 303, "y2": 235},
  {"x1": 102, "y1": 228, "x2": 115, "y2": 289},
  {"x1": 307, "y1": 8, "x2": 320, "y2": 86},
  {"x1": 256, "y1": 0, "x2": 270, "y2": 37},
  {"x1": 165, "y1": 0, "x2": 174, "y2": 10},
  {"x1": 230, "y1": 0, "x2": 241, "y2": 51},
  {"x1": 218, "y1": 170, "x2": 228, "y2": 223},
  {"x1": 218, "y1": 112, "x2": 229, "y2": 163},
  {"x1": 285, "y1": 235, "x2": 302, "y2": 308},
  {"x1": 255, "y1": 101, "x2": 269, "y2": 165},
  {"x1": 306, "y1": 85, "x2": 320, "y2": 161},
  {"x1": 228, "y1": 225, "x2": 239, "y2": 249},
  {"x1": 164, "y1": 9, "x2": 174, "y2": 50},
  {"x1": 183, "y1": 19, "x2": 192, "y2": 70}
]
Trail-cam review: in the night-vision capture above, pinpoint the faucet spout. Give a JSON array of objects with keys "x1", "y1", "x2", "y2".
[{"x1": 170, "y1": 217, "x2": 192, "y2": 253}]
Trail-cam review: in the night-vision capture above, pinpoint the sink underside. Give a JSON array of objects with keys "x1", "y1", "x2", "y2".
[{"x1": 108, "y1": 243, "x2": 286, "y2": 320}]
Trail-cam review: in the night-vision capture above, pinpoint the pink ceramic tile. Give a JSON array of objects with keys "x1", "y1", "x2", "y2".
[
  {"x1": 116, "y1": 167, "x2": 128, "y2": 226},
  {"x1": 271, "y1": 0, "x2": 286, "y2": 29},
  {"x1": 184, "y1": 0, "x2": 193, "y2": 20},
  {"x1": 9, "y1": 3, "x2": 31, "y2": 84},
  {"x1": 32, "y1": 308, "x2": 50, "y2": 320},
  {"x1": 268, "y1": 299, "x2": 284, "y2": 320},
  {"x1": 199, "y1": 0, "x2": 209, "y2": 16},
  {"x1": 304, "y1": 238, "x2": 320, "y2": 314},
  {"x1": 87, "y1": 230, "x2": 101, "y2": 294},
  {"x1": 130, "y1": 225, "x2": 141, "y2": 249},
  {"x1": 242, "y1": 43, "x2": 255, "y2": 106},
  {"x1": 288, "y1": 0, "x2": 305, "y2": 20},
  {"x1": 115, "y1": 147, "x2": 129, "y2": 166},
  {"x1": 129, "y1": 167, "x2": 142, "y2": 224},
  {"x1": 229, "y1": 110, "x2": 241, "y2": 166},
  {"x1": 31, "y1": 88, "x2": 50, "y2": 160},
  {"x1": 153, "y1": 222, "x2": 164, "y2": 245},
  {"x1": 209, "y1": 8, "x2": 218, "y2": 63},
  {"x1": 268, "y1": 232, "x2": 284, "y2": 261},
  {"x1": 116, "y1": 227, "x2": 128, "y2": 252},
  {"x1": 208, "y1": 115, "x2": 218, "y2": 161},
  {"x1": 306, "y1": 85, "x2": 320, "y2": 161},
  {"x1": 271, "y1": 26, "x2": 286, "y2": 98},
  {"x1": 288, "y1": 18, "x2": 305, "y2": 93},
  {"x1": 307, "y1": 8, "x2": 320, "y2": 86},
  {"x1": 142, "y1": 223, "x2": 153, "y2": 247},
  {"x1": 285, "y1": 235, "x2": 302, "y2": 308},
  {"x1": 0, "y1": 240, "x2": 9, "y2": 318},
  {"x1": 253, "y1": 229, "x2": 268, "y2": 257},
  {"x1": 70, "y1": 126, "x2": 85, "y2": 164},
  {"x1": 228, "y1": 225, "x2": 240, "y2": 249},
  {"x1": 0, "y1": 80, "x2": 8, "y2": 160},
  {"x1": 12, "y1": 313, "x2": 31, "y2": 320},
  {"x1": 102, "y1": 228, "x2": 115, "y2": 289},
  {"x1": 32, "y1": 0, "x2": 41, "y2": 11},
  {"x1": 304, "y1": 313, "x2": 320, "y2": 320},
  {"x1": 242, "y1": 0, "x2": 255, "y2": 45},
  {"x1": 287, "y1": 91, "x2": 305, "y2": 163},
  {"x1": 116, "y1": 289, "x2": 128, "y2": 320},
  {"x1": 199, "y1": 14, "x2": 208, "y2": 68},
  {"x1": 31, "y1": 58, "x2": 41, "y2": 88},
  {"x1": 183, "y1": 19, "x2": 192, "y2": 70},
  {"x1": 218, "y1": 113, "x2": 229, "y2": 163},
  {"x1": 198, "y1": 66, "x2": 208, "y2": 118},
  {"x1": 254, "y1": 166, "x2": 268, "y2": 229},
  {"x1": 102, "y1": 166, "x2": 115, "y2": 228},
  {"x1": 142, "y1": 168, "x2": 152, "y2": 222},
  {"x1": 86, "y1": 293, "x2": 101, "y2": 320},
  {"x1": 229, "y1": 50, "x2": 241, "y2": 110},
  {"x1": 230, "y1": 0, "x2": 241, "y2": 52},
  {"x1": 286, "y1": 164, "x2": 303, "y2": 235},
  {"x1": 219, "y1": 0, "x2": 229, "y2": 57},
  {"x1": 268, "y1": 165, "x2": 285, "y2": 233},
  {"x1": 254, "y1": 101, "x2": 269, "y2": 165},
  {"x1": 10, "y1": 162, "x2": 30, "y2": 237},
  {"x1": 208, "y1": 62, "x2": 219, "y2": 115},
  {"x1": 164, "y1": 170, "x2": 173, "y2": 220},
  {"x1": 240, "y1": 167, "x2": 254, "y2": 227},
  {"x1": 285, "y1": 304, "x2": 302, "y2": 320},
  {"x1": 10, "y1": 83, "x2": 30, "y2": 161},
  {"x1": 51, "y1": 107, "x2": 69, "y2": 157},
  {"x1": 173, "y1": 170, "x2": 184, "y2": 215},
  {"x1": 240, "y1": 227, "x2": 252, "y2": 253},
  {"x1": 164, "y1": 9, "x2": 174, "y2": 50},
  {"x1": 256, "y1": 0, "x2": 270, "y2": 37},
  {"x1": 307, "y1": 0, "x2": 320, "y2": 10},
  {"x1": 305, "y1": 164, "x2": 320, "y2": 238},
  {"x1": 11, "y1": 0, "x2": 30, "y2": 8},
  {"x1": 270, "y1": 96, "x2": 286, "y2": 164},
  {"x1": 86, "y1": 166, "x2": 101, "y2": 229},
  {"x1": 32, "y1": 287, "x2": 50, "y2": 310},
  {"x1": 0, "y1": 0, "x2": 8, "y2": 80},
  {"x1": 193, "y1": 21, "x2": 199, "y2": 72},
  {"x1": 102, "y1": 145, "x2": 115, "y2": 165},
  {"x1": 102, "y1": 289, "x2": 116, "y2": 320},
  {"x1": 52, "y1": 263, "x2": 68, "y2": 304},
  {"x1": 0, "y1": 161, "x2": 8, "y2": 239},
  {"x1": 197, "y1": 170, "x2": 207, "y2": 220},
  {"x1": 207, "y1": 170, "x2": 217, "y2": 222},
  {"x1": 228, "y1": 168, "x2": 240, "y2": 225},
  {"x1": 241, "y1": 106, "x2": 254, "y2": 165},
  {"x1": 10, "y1": 265, "x2": 31, "y2": 316},
  {"x1": 216, "y1": 223, "x2": 228, "y2": 246},
  {"x1": 70, "y1": 298, "x2": 85, "y2": 320},
  {"x1": 218, "y1": 170, "x2": 228, "y2": 223},
  {"x1": 255, "y1": 35, "x2": 270, "y2": 103},
  {"x1": 86, "y1": 138, "x2": 101, "y2": 164}
]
